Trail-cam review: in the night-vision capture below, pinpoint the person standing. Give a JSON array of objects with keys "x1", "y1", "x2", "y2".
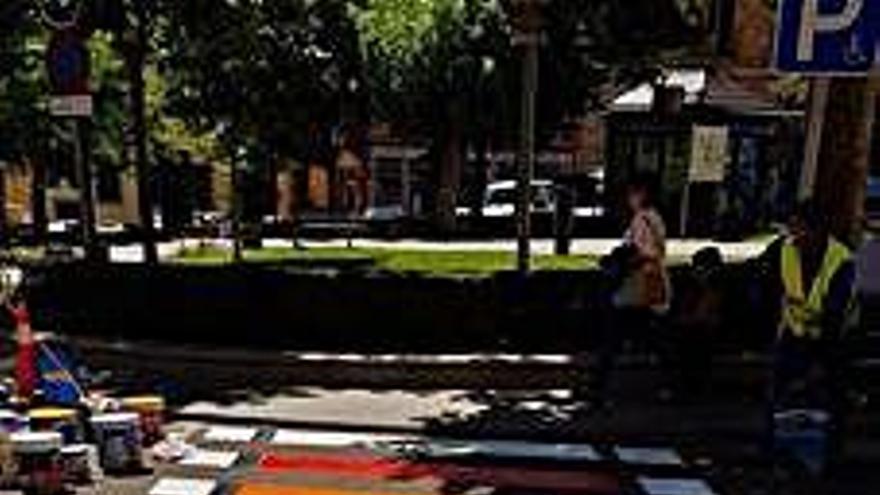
[
  {"x1": 670, "y1": 247, "x2": 725, "y2": 399},
  {"x1": 589, "y1": 175, "x2": 671, "y2": 406},
  {"x1": 613, "y1": 175, "x2": 671, "y2": 314},
  {"x1": 759, "y1": 200, "x2": 856, "y2": 475}
]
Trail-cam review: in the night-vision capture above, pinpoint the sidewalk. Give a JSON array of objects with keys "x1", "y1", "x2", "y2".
[{"x1": 105, "y1": 237, "x2": 771, "y2": 263}]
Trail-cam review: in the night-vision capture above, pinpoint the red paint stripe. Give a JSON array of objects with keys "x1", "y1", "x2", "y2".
[
  {"x1": 258, "y1": 453, "x2": 618, "y2": 493},
  {"x1": 237, "y1": 486, "x2": 426, "y2": 495}
]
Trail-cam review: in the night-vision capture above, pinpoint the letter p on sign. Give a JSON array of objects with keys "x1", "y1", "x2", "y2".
[
  {"x1": 798, "y1": 0, "x2": 864, "y2": 62},
  {"x1": 776, "y1": 0, "x2": 875, "y2": 74}
]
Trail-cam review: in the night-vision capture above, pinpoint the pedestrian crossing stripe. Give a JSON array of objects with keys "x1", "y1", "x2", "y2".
[
  {"x1": 614, "y1": 447, "x2": 684, "y2": 466},
  {"x1": 637, "y1": 478, "x2": 717, "y2": 495},
  {"x1": 426, "y1": 439, "x2": 600, "y2": 461},
  {"x1": 236, "y1": 485, "x2": 427, "y2": 495},
  {"x1": 270, "y1": 430, "x2": 415, "y2": 448},
  {"x1": 204, "y1": 426, "x2": 261, "y2": 443},
  {"x1": 149, "y1": 478, "x2": 218, "y2": 495},
  {"x1": 257, "y1": 452, "x2": 620, "y2": 492},
  {"x1": 179, "y1": 450, "x2": 242, "y2": 469},
  {"x1": 269, "y1": 429, "x2": 600, "y2": 461}
]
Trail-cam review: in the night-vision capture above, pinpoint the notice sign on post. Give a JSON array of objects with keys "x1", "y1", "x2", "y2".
[
  {"x1": 689, "y1": 126, "x2": 729, "y2": 183},
  {"x1": 46, "y1": 28, "x2": 91, "y2": 117},
  {"x1": 49, "y1": 95, "x2": 92, "y2": 117}
]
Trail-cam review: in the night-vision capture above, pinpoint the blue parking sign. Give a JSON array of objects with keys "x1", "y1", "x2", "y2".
[{"x1": 776, "y1": 0, "x2": 878, "y2": 74}]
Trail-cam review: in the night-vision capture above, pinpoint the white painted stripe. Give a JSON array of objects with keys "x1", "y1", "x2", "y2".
[
  {"x1": 202, "y1": 426, "x2": 259, "y2": 443},
  {"x1": 637, "y1": 478, "x2": 717, "y2": 495},
  {"x1": 615, "y1": 447, "x2": 684, "y2": 466},
  {"x1": 269, "y1": 429, "x2": 600, "y2": 461},
  {"x1": 283, "y1": 353, "x2": 571, "y2": 364},
  {"x1": 149, "y1": 478, "x2": 218, "y2": 495},
  {"x1": 427, "y1": 439, "x2": 601, "y2": 461},
  {"x1": 178, "y1": 450, "x2": 241, "y2": 469},
  {"x1": 270, "y1": 429, "x2": 414, "y2": 448}
]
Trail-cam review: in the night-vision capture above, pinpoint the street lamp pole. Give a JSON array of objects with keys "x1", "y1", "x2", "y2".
[{"x1": 512, "y1": 0, "x2": 541, "y2": 275}]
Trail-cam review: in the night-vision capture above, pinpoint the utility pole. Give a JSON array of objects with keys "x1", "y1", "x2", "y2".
[
  {"x1": 131, "y1": 0, "x2": 158, "y2": 264},
  {"x1": 510, "y1": 0, "x2": 541, "y2": 275}
]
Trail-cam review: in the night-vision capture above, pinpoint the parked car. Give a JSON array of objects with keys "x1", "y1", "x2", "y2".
[
  {"x1": 456, "y1": 179, "x2": 605, "y2": 219},
  {"x1": 456, "y1": 180, "x2": 556, "y2": 218}
]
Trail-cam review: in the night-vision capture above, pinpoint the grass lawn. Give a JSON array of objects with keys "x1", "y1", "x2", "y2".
[{"x1": 173, "y1": 245, "x2": 597, "y2": 276}]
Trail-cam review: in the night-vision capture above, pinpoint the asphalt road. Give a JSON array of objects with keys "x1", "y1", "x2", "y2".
[
  {"x1": 78, "y1": 418, "x2": 880, "y2": 495},
  {"x1": 56, "y1": 337, "x2": 880, "y2": 495}
]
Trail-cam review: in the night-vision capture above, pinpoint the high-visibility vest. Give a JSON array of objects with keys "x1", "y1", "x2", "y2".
[{"x1": 780, "y1": 237, "x2": 853, "y2": 339}]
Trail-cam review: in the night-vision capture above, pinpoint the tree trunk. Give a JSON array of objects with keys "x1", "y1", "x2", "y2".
[
  {"x1": 433, "y1": 103, "x2": 464, "y2": 235},
  {"x1": 29, "y1": 155, "x2": 47, "y2": 245},
  {"x1": 0, "y1": 166, "x2": 7, "y2": 248},
  {"x1": 230, "y1": 158, "x2": 243, "y2": 263},
  {"x1": 471, "y1": 131, "x2": 489, "y2": 219},
  {"x1": 814, "y1": 78, "x2": 875, "y2": 245},
  {"x1": 131, "y1": 0, "x2": 159, "y2": 264}
]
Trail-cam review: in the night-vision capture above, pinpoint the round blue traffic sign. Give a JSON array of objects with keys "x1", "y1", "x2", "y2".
[
  {"x1": 41, "y1": 0, "x2": 81, "y2": 29},
  {"x1": 47, "y1": 29, "x2": 90, "y2": 95}
]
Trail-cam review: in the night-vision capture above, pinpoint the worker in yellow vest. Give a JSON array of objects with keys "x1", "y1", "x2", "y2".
[{"x1": 762, "y1": 200, "x2": 856, "y2": 474}]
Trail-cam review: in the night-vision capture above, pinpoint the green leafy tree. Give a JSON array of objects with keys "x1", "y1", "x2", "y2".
[
  {"x1": 0, "y1": 1, "x2": 52, "y2": 242},
  {"x1": 0, "y1": 1, "x2": 149, "y2": 249},
  {"x1": 357, "y1": 0, "x2": 712, "y2": 231},
  {"x1": 159, "y1": 0, "x2": 363, "y2": 259}
]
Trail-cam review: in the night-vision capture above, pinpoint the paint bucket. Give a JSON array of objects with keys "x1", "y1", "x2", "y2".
[
  {"x1": 60, "y1": 444, "x2": 103, "y2": 484},
  {"x1": 90, "y1": 412, "x2": 142, "y2": 473},
  {"x1": 28, "y1": 408, "x2": 82, "y2": 444},
  {"x1": 11, "y1": 431, "x2": 64, "y2": 495},
  {"x1": 0, "y1": 383, "x2": 11, "y2": 406},
  {"x1": 120, "y1": 396, "x2": 165, "y2": 446},
  {"x1": 0, "y1": 432, "x2": 16, "y2": 486},
  {"x1": 0, "y1": 410, "x2": 28, "y2": 434}
]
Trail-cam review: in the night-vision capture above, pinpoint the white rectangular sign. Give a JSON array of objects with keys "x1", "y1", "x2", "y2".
[
  {"x1": 49, "y1": 95, "x2": 93, "y2": 117},
  {"x1": 689, "y1": 126, "x2": 729, "y2": 183}
]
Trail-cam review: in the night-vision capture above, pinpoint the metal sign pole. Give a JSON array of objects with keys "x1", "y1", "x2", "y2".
[
  {"x1": 679, "y1": 182, "x2": 691, "y2": 238},
  {"x1": 799, "y1": 77, "x2": 831, "y2": 200},
  {"x1": 73, "y1": 118, "x2": 97, "y2": 258}
]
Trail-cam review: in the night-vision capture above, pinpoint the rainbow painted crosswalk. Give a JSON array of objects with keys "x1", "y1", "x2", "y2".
[{"x1": 146, "y1": 426, "x2": 720, "y2": 495}]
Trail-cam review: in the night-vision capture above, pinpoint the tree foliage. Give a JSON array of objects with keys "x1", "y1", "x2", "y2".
[
  {"x1": 357, "y1": 0, "x2": 714, "y2": 140},
  {"x1": 160, "y1": 0, "x2": 363, "y2": 162},
  {"x1": 0, "y1": 1, "x2": 48, "y2": 163}
]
